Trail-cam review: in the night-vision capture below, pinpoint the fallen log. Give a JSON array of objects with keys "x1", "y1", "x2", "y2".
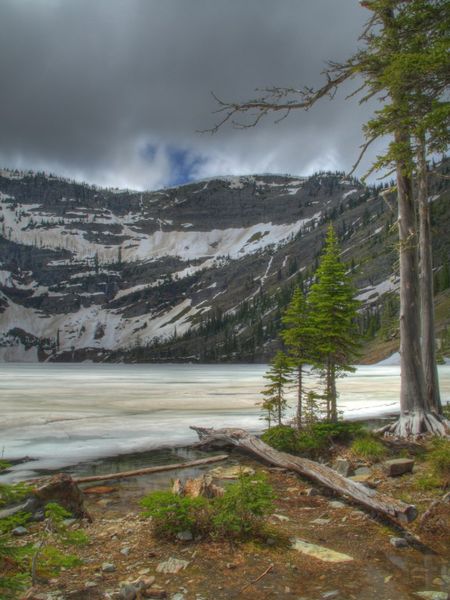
[
  {"x1": 191, "y1": 426, "x2": 417, "y2": 523},
  {"x1": 73, "y1": 454, "x2": 229, "y2": 484}
]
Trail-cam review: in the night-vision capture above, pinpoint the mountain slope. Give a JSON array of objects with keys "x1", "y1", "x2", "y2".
[{"x1": 0, "y1": 166, "x2": 448, "y2": 362}]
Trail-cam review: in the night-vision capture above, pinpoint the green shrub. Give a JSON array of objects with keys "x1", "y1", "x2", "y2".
[
  {"x1": 428, "y1": 438, "x2": 450, "y2": 483},
  {"x1": 351, "y1": 435, "x2": 387, "y2": 461},
  {"x1": 141, "y1": 473, "x2": 275, "y2": 541},
  {"x1": 212, "y1": 473, "x2": 275, "y2": 539},
  {"x1": 310, "y1": 421, "x2": 364, "y2": 443},
  {"x1": 140, "y1": 491, "x2": 210, "y2": 539},
  {"x1": 261, "y1": 425, "x2": 299, "y2": 453}
]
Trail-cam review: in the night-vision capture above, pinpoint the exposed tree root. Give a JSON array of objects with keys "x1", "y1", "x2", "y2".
[{"x1": 378, "y1": 411, "x2": 449, "y2": 439}]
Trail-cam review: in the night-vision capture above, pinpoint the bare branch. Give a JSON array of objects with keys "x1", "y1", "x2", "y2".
[
  {"x1": 348, "y1": 135, "x2": 379, "y2": 176},
  {"x1": 200, "y1": 69, "x2": 355, "y2": 134}
]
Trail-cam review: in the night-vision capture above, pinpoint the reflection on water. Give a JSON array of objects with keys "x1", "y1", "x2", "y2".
[{"x1": 0, "y1": 362, "x2": 448, "y2": 481}]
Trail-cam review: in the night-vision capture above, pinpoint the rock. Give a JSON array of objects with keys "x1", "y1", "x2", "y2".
[
  {"x1": 209, "y1": 465, "x2": 255, "y2": 479},
  {"x1": 119, "y1": 584, "x2": 137, "y2": 600},
  {"x1": 171, "y1": 594, "x2": 185, "y2": 600},
  {"x1": 133, "y1": 575, "x2": 156, "y2": 590},
  {"x1": 322, "y1": 592, "x2": 340, "y2": 599},
  {"x1": 383, "y1": 458, "x2": 414, "y2": 477},
  {"x1": 156, "y1": 557, "x2": 189, "y2": 574},
  {"x1": 292, "y1": 538, "x2": 353, "y2": 563},
  {"x1": 333, "y1": 459, "x2": 353, "y2": 477},
  {"x1": 390, "y1": 537, "x2": 408, "y2": 548},
  {"x1": 176, "y1": 530, "x2": 193, "y2": 541},
  {"x1": 354, "y1": 466, "x2": 371, "y2": 476},
  {"x1": 63, "y1": 518, "x2": 76, "y2": 527},
  {"x1": 311, "y1": 518, "x2": 331, "y2": 525},
  {"x1": 272, "y1": 513, "x2": 290, "y2": 521},
  {"x1": 226, "y1": 562, "x2": 237, "y2": 569},
  {"x1": 329, "y1": 501, "x2": 346, "y2": 509},
  {"x1": 414, "y1": 592, "x2": 449, "y2": 600},
  {"x1": 84, "y1": 581, "x2": 98, "y2": 588},
  {"x1": 349, "y1": 473, "x2": 372, "y2": 484},
  {"x1": 12, "y1": 525, "x2": 28, "y2": 536},
  {"x1": 305, "y1": 487, "x2": 320, "y2": 496},
  {"x1": 102, "y1": 562, "x2": 116, "y2": 572},
  {"x1": 265, "y1": 537, "x2": 277, "y2": 546},
  {"x1": 120, "y1": 546, "x2": 131, "y2": 556}
]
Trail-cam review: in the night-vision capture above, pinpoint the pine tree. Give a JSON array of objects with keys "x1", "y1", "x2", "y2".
[
  {"x1": 281, "y1": 287, "x2": 313, "y2": 430},
  {"x1": 260, "y1": 351, "x2": 293, "y2": 427},
  {"x1": 308, "y1": 225, "x2": 360, "y2": 422}
]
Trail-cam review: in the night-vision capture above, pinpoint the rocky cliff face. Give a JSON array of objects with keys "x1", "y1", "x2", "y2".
[{"x1": 0, "y1": 167, "x2": 448, "y2": 362}]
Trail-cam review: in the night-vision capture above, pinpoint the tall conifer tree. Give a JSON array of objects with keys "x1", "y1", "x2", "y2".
[
  {"x1": 281, "y1": 287, "x2": 313, "y2": 429},
  {"x1": 261, "y1": 351, "x2": 293, "y2": 427},
  {"x1": 308, "y1": 225, "x2": 360, "y2": 422}
]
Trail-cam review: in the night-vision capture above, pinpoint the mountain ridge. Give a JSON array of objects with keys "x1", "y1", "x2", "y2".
[{"x1": 0, "y1": 165, "x2": 448, "y2": 363}]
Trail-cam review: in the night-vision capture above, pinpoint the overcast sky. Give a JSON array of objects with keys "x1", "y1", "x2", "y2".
[{"x1": 0, "y1": 0, "x2": 388, "y2": 191}]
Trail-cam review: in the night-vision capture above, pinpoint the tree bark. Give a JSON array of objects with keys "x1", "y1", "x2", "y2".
[
  {"x1": 417, "y1": 137, "x2": 442, "y2": 414},
  {"x1": 381, "y1": 132, "x2": 448, "y2": 437},
  {"x1": 191, "y1": 426, "x2": 417, "y2": 523},
  {"x1": 297, "y1": 365, "x2": 302, "y2": 429}
]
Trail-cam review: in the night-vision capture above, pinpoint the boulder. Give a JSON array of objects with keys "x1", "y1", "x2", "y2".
[
  {"x1": 156, "y1": 557, "x2": 189, "y2": 574},
  {"x1": 383, "y1": 458, "x2": 414, "y2": 477},
  {"x1": 333, "y1": 458, "x2": 353, "y2": 477},
  {"x1": 390, "y1": 536, "x2": 408, "y2": 548}
]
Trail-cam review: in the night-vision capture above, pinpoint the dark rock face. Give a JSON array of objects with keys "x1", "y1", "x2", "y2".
[{"x1": 0, "y1": 167, "x2": 448, "y2": 363}]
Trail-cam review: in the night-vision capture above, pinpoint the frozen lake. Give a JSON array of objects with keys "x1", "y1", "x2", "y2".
[{"x1": 0, "y1": 362, "x2": 449, "y2": 481}]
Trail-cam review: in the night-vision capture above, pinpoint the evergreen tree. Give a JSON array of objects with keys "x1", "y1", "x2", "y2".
[
  {"x1": 260, "y1": 351, "x2": 293, "y2": 427},
  {"x1": 308, "y1": 225, "x2": 360, "y2": 422},
  {"x1": 281, "y1": 287, "x2": 313, "y2": 430}
]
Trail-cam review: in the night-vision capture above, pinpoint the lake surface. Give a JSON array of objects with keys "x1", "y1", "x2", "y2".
[{"x1": 0, "y1": 362, "x2": 449, "y2": 481}]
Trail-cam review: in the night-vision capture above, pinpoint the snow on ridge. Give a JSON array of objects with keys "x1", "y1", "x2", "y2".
[
  {"x1": 343, "y1": 189, "x2": 358, "y2": 199},
  {"x1": 357, "y1": 277, "x2": 398, "y2": 302}
]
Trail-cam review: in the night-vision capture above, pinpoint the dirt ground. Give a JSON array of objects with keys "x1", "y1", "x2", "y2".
[{"x1": 19, "y1": 452, "x2": 450, "y2": 600}]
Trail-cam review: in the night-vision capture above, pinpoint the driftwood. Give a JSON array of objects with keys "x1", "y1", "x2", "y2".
[
  {"x1": 191, "y1": 426, "x2": 417, "y2": 523},
  {"x1": 74, "y1": 454, "x2": 229, "y2": 484},
  {"x1": 0, "y1": 473, "x2": 90, "y2": 521}
]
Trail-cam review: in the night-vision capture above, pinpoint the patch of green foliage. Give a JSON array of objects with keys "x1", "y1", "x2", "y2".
[
  {"x1": 260, "y1": 425, "x2": 299, "y2": 453},
  {"x1": 141, "y1": 472, "x2": 275, "y2": 541},
  {"x1": 141, "y1": 491, "x2": 210, "y2": 539},
  {"x1": 0, "y1": 483, "x2": 34, "y2": 599},
  {"x1": 0, "y1": 482, "x2": 32, "y2": 508},
  {"x1": 31, "y1": 503, "x2": 88, "y2": 585},
  {"x1": 428, "y1": 438, "x2": 450, "y2": 484},
  {"x1": 212, "y1": 473, "x2": 275, "y2": 539},
  {"x1": 350, "y1": 435, "x2": 387, "y2": 462},
  {"x1": 261, "y1": 421, "x2": 365, "y2": 458}
]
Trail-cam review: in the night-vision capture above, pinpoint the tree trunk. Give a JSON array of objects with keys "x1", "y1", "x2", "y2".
[
  {"x1": 382, "y1": 132, "x2": 447, "y2": 437},
  {"x1": 326, "y1": 358, "x2": 331, "y2": 420},
  {"x1": 191, "y1": 426, "x2": 417, "y2": 523},
  {"x1": 74, "y1": 454, "x2": 229, "y2": 484},
  {"x1": 417, "y1": 137, "x2": 442, "y2": 414},
  {"x1": 297, "y1": 364, "x2": 302, "y2": 429},
  {"x1": 330, "y1": 359, "x2": 338, "y2": 422}
]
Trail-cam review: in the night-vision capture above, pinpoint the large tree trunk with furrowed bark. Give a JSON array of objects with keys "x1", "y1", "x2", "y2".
[
  {"x1": 191, "y1": 426, "x2": 418, "y2": 523},
  {"x1": 381, "y1": 131, "x2": 448, "y2": 438},
  {"x1": 417, "y1": 137, "x2": 442, "y2": 415}
]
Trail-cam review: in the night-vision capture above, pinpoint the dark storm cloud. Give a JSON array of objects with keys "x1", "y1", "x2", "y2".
[{"x1": 0, "y1": 0, "x2": 383, "y2": 190}]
